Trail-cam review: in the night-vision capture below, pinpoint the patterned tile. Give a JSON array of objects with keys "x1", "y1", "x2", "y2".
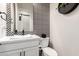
[{"x1": 6, "y1": 3, "x2": 13, "y2": 36}]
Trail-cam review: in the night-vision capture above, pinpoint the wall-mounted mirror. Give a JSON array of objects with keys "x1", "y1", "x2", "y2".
[{"x1": 11, "y1": 3, "x2": 33, "y2": 35}]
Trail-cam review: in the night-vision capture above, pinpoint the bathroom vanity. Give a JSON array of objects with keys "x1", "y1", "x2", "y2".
[{"x1": 0, "y1": 34, "x2": 41, "y2": 56}]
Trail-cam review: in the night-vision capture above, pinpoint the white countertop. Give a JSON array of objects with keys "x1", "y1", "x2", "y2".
[{"x1": 0, "y1": 34, "x2": 41, "y2": 45}]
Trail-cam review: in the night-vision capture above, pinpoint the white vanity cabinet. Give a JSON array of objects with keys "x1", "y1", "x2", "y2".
[
  {"x1": 0, "y1": 37, "x2": 40, "y2": 56},
  {"x1": 0, "y1": 47, "x2": 39, "y2": 56}
]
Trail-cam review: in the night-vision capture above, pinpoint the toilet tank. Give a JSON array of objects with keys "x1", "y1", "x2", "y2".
[{"x1": 40, "y1": 37, "x2": 49, "y2": 48}]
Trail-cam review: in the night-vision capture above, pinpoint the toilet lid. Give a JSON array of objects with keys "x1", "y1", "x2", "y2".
[{"x1": 42, "y1": 47, "x2": 57, "y2": 56}]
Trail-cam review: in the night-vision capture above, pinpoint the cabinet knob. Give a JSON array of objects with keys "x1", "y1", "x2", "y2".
[
  {"x1": 20, "y1": 52, "x2": 21, "y2": 56},
  {"x1": 24, "y1": 51, "x2": 25, "y2": 56},
  {"x1": 0, "y1": 43, "x2": 2, "y2": 45}
]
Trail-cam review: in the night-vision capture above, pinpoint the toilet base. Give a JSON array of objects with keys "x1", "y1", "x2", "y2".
[{"x1": 42, "y1": 47, "x2": 58, "y2": 56}]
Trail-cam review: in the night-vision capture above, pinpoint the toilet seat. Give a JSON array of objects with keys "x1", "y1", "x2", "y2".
[{"x1": 42, "y1": 47, "x2": 57, "y2": 56}]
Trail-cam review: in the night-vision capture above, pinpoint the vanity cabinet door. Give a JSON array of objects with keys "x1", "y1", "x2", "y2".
[
  {"x1": 0, "y1": 50, "x2": 22, "y2": 56},
  {"x1": 23, "y1": 47, "x2": 39, "y2": 56}
]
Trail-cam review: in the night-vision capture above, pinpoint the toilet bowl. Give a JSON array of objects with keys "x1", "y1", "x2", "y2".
[
  {"x1": 42, "y1": 47, "x2": 57, "y2": 56},
  {"x1": 40, "y1": 37, "x2": 58, "y2": 56}
]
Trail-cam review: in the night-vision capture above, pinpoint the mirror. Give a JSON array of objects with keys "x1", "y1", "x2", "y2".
[{"x1": 11, "y1": 3, "x2": 33, "y2": 34}]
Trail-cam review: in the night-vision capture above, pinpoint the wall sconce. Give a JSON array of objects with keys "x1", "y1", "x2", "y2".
[{"x1": 0, "y1": 11, "x2": 7, "y2": 21}]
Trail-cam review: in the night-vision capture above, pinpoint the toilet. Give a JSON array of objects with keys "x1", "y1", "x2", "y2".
[{"x1": 40, "y1": 37, "x2": 58, "y2": 56}]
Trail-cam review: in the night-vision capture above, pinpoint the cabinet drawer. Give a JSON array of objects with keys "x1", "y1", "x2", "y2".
[{"x1": 0, "y1": 39, "x2": 39, "y2": 53}]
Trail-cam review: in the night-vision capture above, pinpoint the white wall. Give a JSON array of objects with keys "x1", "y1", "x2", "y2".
[
  {"x1": 0, "y1": 4, "x2": 6, "y2": 39},
  {"x1": 50, "y1": 3, "x2": 79, "y2": 56}
]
